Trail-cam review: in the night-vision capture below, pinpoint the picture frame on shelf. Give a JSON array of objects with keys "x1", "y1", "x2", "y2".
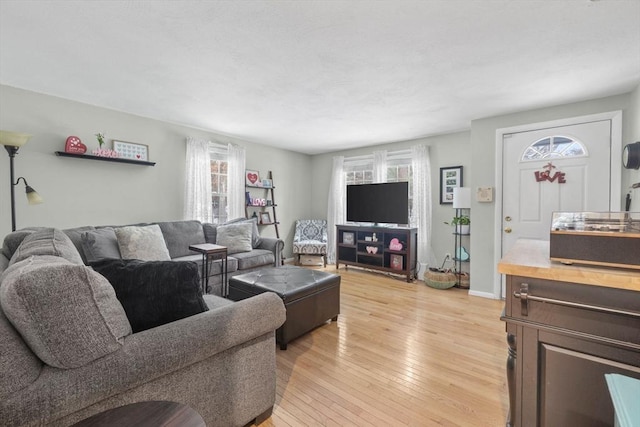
[
  {"x1": 439, "y1": 165, "x2": 463, "y2": 204},
  {"x1": 390, "y1": 254, "x2": 403, "y2": 270},
  {"x1": 262, "y1": 178, "x2": 273, "y2": 188},
  {"x1": 113, "y1": 140, "x2": 149, "y2": 161},
  {"x1": 342, "y1": 232, "x2": 355, "y2": 245},
  {"x1": 260, "y1": 212, "x2": 271, "y2": 224},
  {"x1": 246, "y1": 169, "x2": 261, "y2": 186}
]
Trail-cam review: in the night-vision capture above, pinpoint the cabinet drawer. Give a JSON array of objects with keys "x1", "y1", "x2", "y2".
[{"x1": 506, "y1": 276, "x2": 640, "y2": 347}]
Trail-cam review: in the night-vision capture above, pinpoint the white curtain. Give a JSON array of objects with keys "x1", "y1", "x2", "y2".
[
  {"x1": 326, "y1": 156, "x2": 345, "y2": 264},
  {"x1": 411, "y1": 145, "x2": 436, "y2": 276},
  {"x1": 227, "y1": 143, "x2": 246, "y2": 220},
  {"x1": 183, "y1": 137, "x2": 212, "y2": 222},
  {"x1": 373, "y1": 150, "x2": 387, "y2": 183}
]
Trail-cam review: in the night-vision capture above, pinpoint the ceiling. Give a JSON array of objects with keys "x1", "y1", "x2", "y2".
[{"x1": 1, "y1": 1, "x2": 639, "y2": 155}]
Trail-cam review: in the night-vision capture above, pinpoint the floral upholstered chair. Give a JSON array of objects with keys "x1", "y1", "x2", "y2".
[{"x1": 292, "y1": 219, "x2": 328, "y2": 267}]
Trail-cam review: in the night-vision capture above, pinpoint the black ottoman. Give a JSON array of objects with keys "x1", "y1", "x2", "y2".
[{"x1": 228, "y1": 266, "x2": 340, "y2": 350}]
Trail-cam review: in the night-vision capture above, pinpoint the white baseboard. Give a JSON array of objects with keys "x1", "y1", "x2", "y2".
[{"x1": 468, "y1": 289, "x2": 501, "y2": 300}]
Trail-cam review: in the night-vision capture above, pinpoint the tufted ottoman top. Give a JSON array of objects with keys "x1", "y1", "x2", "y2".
[{"x1": 229, "y1": 266, "x2": 340, "y2": 303}]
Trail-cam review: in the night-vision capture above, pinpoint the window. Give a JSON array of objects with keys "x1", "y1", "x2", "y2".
[
  {"x1": 386, "y1": 151, "x2": 413, "y2": 220},
  {"x1": 343, "y1": 150, "x2": 414, "y2": 222},
  {"x1": 209, "y1": 143, "x2": 228, "y2": 224},
  {"x1": 522, "y1": 135, "x2": 587, "y2": 161},
  {"x1": 345, "y1": 165, "x2": 373, "y2": 185}
]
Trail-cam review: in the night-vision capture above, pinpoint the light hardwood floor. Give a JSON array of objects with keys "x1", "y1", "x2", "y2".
[{"x1": 259, "y1": 266, "x2": 509, "y2": 427}]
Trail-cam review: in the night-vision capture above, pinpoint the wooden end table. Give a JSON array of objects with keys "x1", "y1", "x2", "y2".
[
  {"x1": 189, "y1": 243, "x2": 228, "y2": 295},
  {"x1": 71, "y1": 400, "x2": 205, "y2": 427}
]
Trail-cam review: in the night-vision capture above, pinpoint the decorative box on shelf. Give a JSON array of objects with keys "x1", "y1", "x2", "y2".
[{"x1": 549, "y1": 211, "x2": 640, "y2": 270}]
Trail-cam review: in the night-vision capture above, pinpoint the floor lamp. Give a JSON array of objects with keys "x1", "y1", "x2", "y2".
[
  {"x1": 0, "y1": 130, "x2": 43, "y2": 232},
  {"x1": 452, "y1": 187, "x2": 471, "y2": 286}
]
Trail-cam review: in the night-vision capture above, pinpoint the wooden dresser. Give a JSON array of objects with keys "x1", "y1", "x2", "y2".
[{"x1": 498, "y1": 239, "x2": 640, "y2": 427}]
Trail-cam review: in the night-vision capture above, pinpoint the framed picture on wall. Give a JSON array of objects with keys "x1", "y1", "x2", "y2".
[
  {"x1": 439, "y1": 166, "x2": 463, "y2": 204},
  {"x1": 113, "y1": 140, "x2": 149, "y2": 161},
  {"x1": 246, "y1": 170, "x2": 261, "y2": 186}
]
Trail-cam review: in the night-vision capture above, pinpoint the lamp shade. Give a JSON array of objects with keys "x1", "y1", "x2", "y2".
[
  {"x1": 453, "y1": 187, "x2": 471, "y2": 209},
  {"x1": 0, "y1": 130, "x2": 32, "y2": 147},
  {"x1": 25, "y1": 185, "x2": 43, "y2": 204}
]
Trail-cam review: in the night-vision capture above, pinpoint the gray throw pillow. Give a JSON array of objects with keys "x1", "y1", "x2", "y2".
[
  {"x1": 156, "y1": 221, "x2": 206, "y2": 258},
  {"x1": 203, "y1": 223, "x2": 218, "y2": 244},
  {"x1": 9, "y1": 228, "x2": 84, "y2": 266},
  {"x1": 115, "y1": 224, "x2": 171, "y2": 261},
  {"x1": 81, "y1": 227, "x2": 121, "y2": 264},
  {"x1": 0, "y1": 256, "x2": 132, "y2": 369},
  {"x1": 223, "y1": 217, "x2": 262, "y2": 248},
  {"x1": 216, "y1": 222, "x2": 253, "y2": 254}
]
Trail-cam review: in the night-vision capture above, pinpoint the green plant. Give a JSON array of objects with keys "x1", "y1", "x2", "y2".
[
  {"x1": 445, "y1": 215, "x2": 470, "y2": 226},
  {"x1": 95, "y1": 132, "x2": 106, "y2": 148}
]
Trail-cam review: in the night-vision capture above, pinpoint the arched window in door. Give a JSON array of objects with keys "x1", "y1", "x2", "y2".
[{"x1": 521, "y1": 136, "x2": 587, "y2": 161}]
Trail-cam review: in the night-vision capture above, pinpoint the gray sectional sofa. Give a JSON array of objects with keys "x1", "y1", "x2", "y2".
[
  {"x1": 0, "y1": 224, "x2": 287, "y2": 426},
  {"x1": 62, "y1": 218, "x2": 284, "y2": 296}
]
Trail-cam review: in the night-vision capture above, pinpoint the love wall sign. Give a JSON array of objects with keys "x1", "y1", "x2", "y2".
[{"x1": 535, "y1": 162, "x2": 566, "y2": 184}]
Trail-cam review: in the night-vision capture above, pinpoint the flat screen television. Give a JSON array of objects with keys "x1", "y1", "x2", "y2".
[{"x1": 346, "y1": 182, "x2": 409, "y2": 225}]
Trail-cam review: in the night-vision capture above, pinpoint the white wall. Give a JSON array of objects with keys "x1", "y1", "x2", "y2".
[
  {"x1": 0, "y1": 85, "x2": 313, "y2": 257},
  {"x1": 309, "y1": 131, "x2": 472, "y2": 274},
  {"x1": 469, "y1": 91, "x2": 637, "y2": 298}
]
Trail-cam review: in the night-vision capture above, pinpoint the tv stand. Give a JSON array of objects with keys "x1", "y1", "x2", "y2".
[{"x1": 336, "y1": 224, "x2": 418, "y2": 282}]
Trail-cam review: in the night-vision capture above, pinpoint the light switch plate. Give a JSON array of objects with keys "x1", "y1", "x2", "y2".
[{"x1": 476, "y1": 187, "x2": 493, "y2": 202}]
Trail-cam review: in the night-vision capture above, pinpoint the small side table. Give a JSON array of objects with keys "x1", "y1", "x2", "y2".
[
  {"x1": 189, "y1": 243, "x2": 228, "y2": 295},
  {"x1": 71, "y1": 400, "x2": 205, "y2": 427}
]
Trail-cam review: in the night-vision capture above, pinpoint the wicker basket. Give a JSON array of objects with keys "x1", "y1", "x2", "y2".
[
  {"x1": 424, "y1": 269, "x2": 457, "y2": 290},
  {"x1": 457, "y1": 272, "x2": 470, "y2": 289}
]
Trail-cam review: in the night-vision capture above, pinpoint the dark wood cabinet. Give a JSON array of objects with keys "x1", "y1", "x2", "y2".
[
  {"x1": 499, "y1": 240, "x2": 640, "y2": 427},
  {"x1": 336, "y1": 224, "x2": 417, "y2": 282}
]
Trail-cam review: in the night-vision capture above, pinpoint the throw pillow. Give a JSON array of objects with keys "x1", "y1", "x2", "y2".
[
  {"x1": 81, "y1": 227, "x2": 121, "y2": 264},
  {"x1": 9, "y1": 228, "x2": 84, "y2": 266},
  {"x1": 156, "y1": 221, "x2": 206, "y2": 258},
  {"x1": 245, "y1": 217, "x2": 263, "y2": 248},
  {"x1": 62, "y1": 226, "x2": 97, "y2": 264},
  {"x1": 222, "y1": 217, "x2": 262, "y2": 248},
  {"x1": 202, "y1": 222, "x2": 217, "y2": 244},
  {"x1": 91, "y1": 259, "x2": 208, "y2": 333},
  {"x1": 216, "y1": 222, "x2": 253, "y2": 254},
  {"x1": 114, "y1": 224, "x2": 171, "y2": 261},
  {"x1": 0, "y1": 256, "x2": 132, "y2": 369}
]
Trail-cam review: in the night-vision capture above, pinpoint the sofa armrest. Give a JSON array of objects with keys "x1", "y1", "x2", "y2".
[
  {"x1": 1, "y1": 292, "x2": 286, "y2": 426},
  {"x1": 257, "y1": 237, "x2": 284, "y2": 266}
]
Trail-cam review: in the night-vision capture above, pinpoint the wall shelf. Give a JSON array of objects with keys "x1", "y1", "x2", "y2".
[{"x1": 55, "y1": 151, "x2": 156, "y2": 166}]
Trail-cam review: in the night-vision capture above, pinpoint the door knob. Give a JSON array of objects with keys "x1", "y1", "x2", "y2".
[{"x1": 504, "y1": 227, "x2": 512, "y2": 233}]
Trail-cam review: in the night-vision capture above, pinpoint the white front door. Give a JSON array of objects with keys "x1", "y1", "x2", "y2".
[
  {"x1": 502, "y1": 119, "x2": 613, "y2": 249},
  {"x1": 500, "y1": 119, "x2": 616, "y2": 296}
]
